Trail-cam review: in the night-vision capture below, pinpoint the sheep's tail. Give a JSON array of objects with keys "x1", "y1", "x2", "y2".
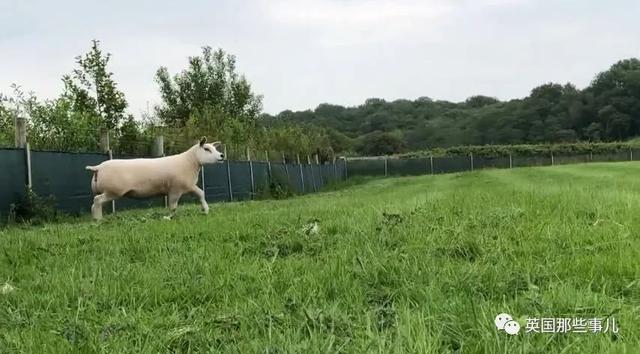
[{"x1": 86, "y1": 166, "x2": 100, "y2": 193}]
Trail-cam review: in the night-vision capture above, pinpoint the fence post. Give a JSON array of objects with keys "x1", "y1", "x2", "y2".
[
  {"x1": 25, "y1": 142, "x2": 32, "y2": 188},
  {"x1": 630, "y1": 148, "x2": 633, "y2": 161},
  {"x1": 430, "y1": 155, "x2": 434, "y2": 174},
  {"x1": 509, "y1": 154, "x2": 513, "y2": 169},
  {"x1": 551, "y1": 152, "x2": 554, "y2": 166},
  {"x1": 200, "y1": 166, "x2": 205, "y2": 192},
  {"x1": 225, "y1": 146, "x2": 233, "y2": 201},
  {"x1": 100, "y1": 128, "x2": 110, "y2": 154},
  {"x1": 315, "y1": 154, "x2": 323, "y2": 188},
  {"x1": 14, "y1": 116, "x2": 27, "y2": 148},
  {"x1": 152, "y1": 135, "x2": 164, "y2": 157},
  {"x1": 333, "y1": 157, "x2": 338, "y2": 182},
  {"x1": 297, "y1": 154, "x2": 305, "y2": 193},
  {"x1": 247, "y1": 148, "x2": 255, "y2": 198},
  {"x1": 282, "y1": 152, "x2": 290, "y2": 183},
  {"x1": 108, "y1": 149, "x2": 115, "y2": 214},
  {"x1": 344, "y1": 158, "x2": 348, "y2": 180},
  {"x1": 308, "y1": 155, "x2": 317, "y2": 192},
  {"x1": 470, "y1": 153, "x2": 474, "y2": 171},
  {"x1": 590, "y1": 152, "x2": 593, "y2": 162},
  {"x1": 265, "y1": 151, "x2": 272, "y2": 178},
  {"x1": 384, "y1": 157, "x2": 388, "y2": 177}
]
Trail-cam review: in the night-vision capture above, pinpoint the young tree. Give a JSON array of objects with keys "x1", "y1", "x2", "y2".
[
  {"x1": 155, "y1": 46, "x2": 263, "y2": 128},
  {"x1": 62, "y1": 40, "x2": 128, "y2": 132}
]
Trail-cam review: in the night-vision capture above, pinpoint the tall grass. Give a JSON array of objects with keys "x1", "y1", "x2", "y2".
[{"x1": 0, "y1": 162, "x2": 638, "y2": 353}]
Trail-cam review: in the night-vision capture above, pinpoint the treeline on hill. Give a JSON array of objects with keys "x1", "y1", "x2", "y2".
[
  {"x1": 1, "y1": 39, "x2": 639, "y2": 160},
  {"x1": 262, "y1": 58, "x2": 640, "y2": 156},
  {"x1": 0, "y1": 40, "x2": 332, "y2": 161}
]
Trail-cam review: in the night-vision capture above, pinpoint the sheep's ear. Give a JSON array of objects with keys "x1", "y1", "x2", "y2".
[
  {"x1": 199, "y1": 137, "x2": 207, "y2": 146},
  {"x1": 211, "y1": 141, "x2": 221, "y2": 147}
]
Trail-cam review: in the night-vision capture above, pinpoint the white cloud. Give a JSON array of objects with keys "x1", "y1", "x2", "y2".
[{"x1": 263, "y1": 0, "x2": 455, "y2": 46}]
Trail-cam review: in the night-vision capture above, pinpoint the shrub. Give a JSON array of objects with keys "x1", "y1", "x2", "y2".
[{"x1": 8, "y1": 187, "x2": 60, "y2": 225}]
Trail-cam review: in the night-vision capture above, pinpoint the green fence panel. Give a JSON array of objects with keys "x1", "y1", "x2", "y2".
[
  {"x1": 286, "y1": 163, "x2": 304, "y2": 193},
  {"x1": 347, "y1": 159, "x2": 385, "y2": 177},
  {"x1": 203, "y1": 163, "x2": 230, "y2": 202},
  {"x1": 554, "y1": 154, "x2": 590, "y2": 165},
  {"x1": 228, "y1": 161, "x2": 252, "y2": 201},
  {"x1": 474, "y1": 156, "x2": 510, "y2": 170},
  {"x1": 30, "y1": 151, "x2": 107, "y2": 214},
  {"x1": 433, "y1": 156, "x2": 470, "y2": 174},
  {"x1": 301, "y1": 164, "x2": 315, "y2": 193},
  {"x1": 592, "y1": 152, "x2": 629, "y2": 162},
  {"x1": 320, "y1": 164, "x2": 337, "y2": 185},
  {"x1": 0, "y1": 149, "x2": 27, "y2": 218},
  {"x1": 314, "y1": 165, "x2": 326, "y2": 189},
  {"x1": 387, "y1": 158, "x2": 429, "y2": 176},
  {"x1": 269, "y1": 163, "x2": 291, "y2": 190},
  {"x1": 513, "y1": 156, "x2": 552, "y2": 168},
  {"x1": 251, "y1": 162, "x2": 270, "y2": 198}
]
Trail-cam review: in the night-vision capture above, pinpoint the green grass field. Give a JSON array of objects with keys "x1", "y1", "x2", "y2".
[{"x1": 1, "y1": 162, "x2": 639, "y2": 353}]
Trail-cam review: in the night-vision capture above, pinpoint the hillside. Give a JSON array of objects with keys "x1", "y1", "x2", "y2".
[{"x1": 262, "y1": 59, "x2": 640, "y2": 156}]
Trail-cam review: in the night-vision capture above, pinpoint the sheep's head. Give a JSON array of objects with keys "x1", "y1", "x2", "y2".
[{"x1": 195, "y1": 137, "x2": 224, "y2": 164}]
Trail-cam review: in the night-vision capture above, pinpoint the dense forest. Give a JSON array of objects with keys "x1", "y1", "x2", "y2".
[
  {"x1": 1, "y1": 40, "x2": 639, "y2": 159},
  {"x1": 262, "y1": 58, "x2": 640, "y2": 156}
]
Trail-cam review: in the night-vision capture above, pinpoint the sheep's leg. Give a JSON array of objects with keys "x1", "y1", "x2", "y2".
[
  {"x1": 190, "y1": 185, "x2": 209, "y2": 214},
  {"x1": 91, "y1": 193, "x2": 115, "y2": 221},
  {"x1": 164, "y1": 192, "x2": 182, "y2": 219}
]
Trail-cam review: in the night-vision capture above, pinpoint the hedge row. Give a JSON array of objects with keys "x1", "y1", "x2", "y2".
[{"x1": 397, "y1": 142, "x2": 640, "y2": 159}]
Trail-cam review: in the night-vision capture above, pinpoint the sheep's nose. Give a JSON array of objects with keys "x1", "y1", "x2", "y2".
[{"x1": 220, "y1": 153, "x2": 225, "y2": 159}]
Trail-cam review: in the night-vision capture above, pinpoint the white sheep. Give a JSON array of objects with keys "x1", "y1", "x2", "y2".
[{"x1": 85, "y1": 137, "x2": 224, "y2": 220}]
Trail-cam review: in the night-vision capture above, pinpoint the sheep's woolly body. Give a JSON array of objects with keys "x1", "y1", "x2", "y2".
[{"x1": 86, "y1": 140, "x2": 224, "y2": 220}]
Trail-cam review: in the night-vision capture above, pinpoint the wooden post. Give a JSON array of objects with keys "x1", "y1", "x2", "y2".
[
  {"x1": 590, "y1": 152, "x2": 593, "y2": 162},
  {"x1": 297, "y1": 154, "x2": 305, "y2": 192},
  {"x1": 99, "y1": 128, "x2": 110, "y2": 153},
  {"x1": 470, "y1": 153, "x2": 474, "y2": 171},
  {"x1": 108, "y1": 149, "x2": 115, "y2": 214},
  {"x1": 384, "y1": 157, "x2": 388, "y2": 177},
  {"x1": 25, "y1": 142, "x2": 32, "y2": 188},
  {"x1": 551, "y1": 153, "x2": 554, "y2": 166},
  {"x1": 630, "y1": 148, "x2": 633, "y2": 161},
  {"x1": 509, "y1": 154, "x2": 513, "y2": 169},
  {"x1": 247, "y1": 148, "x2": 255, "y2": 198},
  {"x1": 14, "y1": 116, "x2": 26, "y2": 148},
  {"x1": 225, "y1": 145, "x2": 233, "y2": 201},
  {"x1": 152, "y1": 135, "x2": 164, "y2": 157},
  {"x1": 430, "y1": 155, "x2": 434, "y2": 174},
  {"x1": 333, "y1": 157, "x2": 337, "y2": 182}
]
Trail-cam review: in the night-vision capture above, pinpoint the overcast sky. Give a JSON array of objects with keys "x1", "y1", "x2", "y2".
[{"x1": 1, "y1": 0, "x2": 639, "y2": 116}]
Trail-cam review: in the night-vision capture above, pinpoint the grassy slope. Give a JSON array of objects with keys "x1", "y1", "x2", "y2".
[{"x1": 1, "y1": 163, "x2": 639, "y2": 353}]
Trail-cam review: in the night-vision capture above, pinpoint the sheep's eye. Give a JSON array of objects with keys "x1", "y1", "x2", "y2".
[{"x1": 203, "y1": 147, "x2": 211, "y2": 153}]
